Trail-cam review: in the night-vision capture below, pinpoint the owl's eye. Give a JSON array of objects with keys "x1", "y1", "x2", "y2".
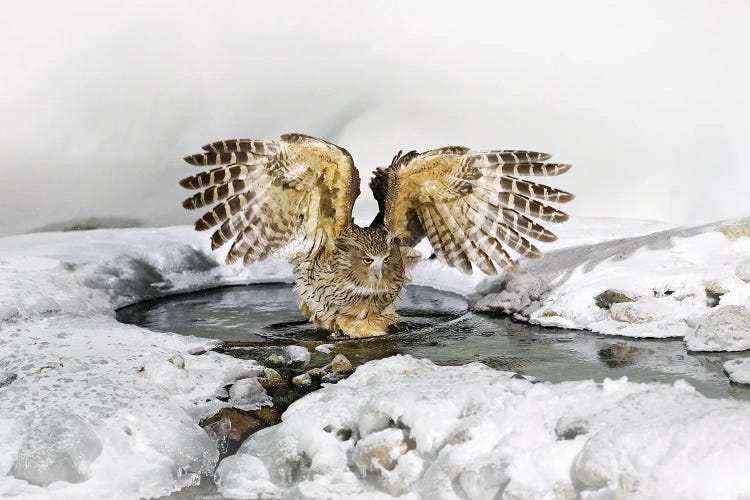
[
  {"x1": 383, "y1": 256, "x2": 390, "y2": 263},
  {"x1": 363, "y1": 257, "x2": 374, "y2": 265}
]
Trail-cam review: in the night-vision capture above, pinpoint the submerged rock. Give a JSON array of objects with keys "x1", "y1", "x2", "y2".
[
  {"x1": 167, "y1": 354, "x2": 185, "y2": 369},
  {"x1": 594, "y1": 289, "x2": 634, "y2": 310},
  {"x1": 686, "y1": 305, "x2": 750, "y2": 352}
]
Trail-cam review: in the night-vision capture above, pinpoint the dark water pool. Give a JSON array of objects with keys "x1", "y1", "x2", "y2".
[{"x1": 116, "y1": 284, "x2": 750, "y2": 400}]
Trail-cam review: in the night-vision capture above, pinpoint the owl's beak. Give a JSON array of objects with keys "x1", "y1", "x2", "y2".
[{"x1": 370, "y1": 262, "x2": 384, "y2": 281}]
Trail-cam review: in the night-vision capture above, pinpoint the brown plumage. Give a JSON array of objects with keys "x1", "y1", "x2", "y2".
[{"x1": 179, "y1": 133, "x2": 574, "y2": 337}]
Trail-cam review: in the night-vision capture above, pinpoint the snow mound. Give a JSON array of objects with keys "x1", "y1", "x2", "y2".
[
  {"x1": 473, "y1": 220, "x2": 750, "y2": 340},
  {"x1": 724, "y1": 358, "x2": 750, "y2": 385},
  {"x1": 218, "y1": 355, "x2": 750, "y2": 499}
]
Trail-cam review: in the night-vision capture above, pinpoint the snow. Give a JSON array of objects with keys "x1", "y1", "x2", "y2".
[
  {"x1": 724, "y1": 358, "x2": 750, "y2": 385},
  {"x1": 218, "y1": 355, "x2": 750, "y2": 499},
  {"x1": 1, "y1": 217, "x2": 749, "y2": 497},
  {"x1": 473, "y1": 219, "x2": 750, "y2": 340},
  {"x1": 685, "y1": 305, "x2": 750, "y2": 352},
  {"x1": 0, "y1": 227, "x2": 287, "y2": 499}
]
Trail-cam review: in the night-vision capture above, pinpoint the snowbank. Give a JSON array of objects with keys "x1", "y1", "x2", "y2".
[
  {"x1": 217, "y1": 355, "x2": 750, "y2": 499},
  {"x1": 0, "y1": 227, "x2": 290, "y2": 498},
  {"x1": 473, "y1": 219, "x2": 750, "y2": 340}
]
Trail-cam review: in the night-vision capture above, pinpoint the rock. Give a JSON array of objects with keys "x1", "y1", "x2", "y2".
[
  {"x1": 686, "y1": 305, "x2": 750, "y2": 352},
  {"x1": 201, "y1": 408, "x2": 266, "y2": 447},
  {"x1": 705, "y1": 281, "x2": 730, "y2": 307},
  {"x1": 724, "y1": 358, "x2": 750, "y2": 385},
  {"x1": 610, "y1": 302, "x2": 654, "y2": 323},
  {"x1": 329, "y1": 354, "x2": 354, "y2": 374},
  {"x1": 321, "y1": 372, "x2": 346, "y2": 384},
  {"x1": 167, "y1": 354, "x2": 185, "y2": 369},
  {"x1": 229, "y1": 378, "x2": 270, "y2": 409},
  {"x1": 281, "y1": 345, "x2": 310, "y2": 367},
  {"x1": 598, "y1": 345, "x2": 635, "y2": 368},
  {"x1": 258, "y1": 368, "x2": 284, "y2": 389},
  {"x1": 315, "y1": 343, "x2": 334, "y2": 354},
  {"x1": 594, "y1": 289, "x2": 634, "y2": 310},
  {"x1": 264, "y1": 354, "x2": 283, "y2": 368},
  {"x1": 540, "y1": 310, "x2": 559, "y2": 317},
  {"x1": 352, "y1": 428, "x2": 409, "y2": 474},
  {"x1": 736, "y1": 260, "x2": 750, "y2": 283},
  {"x1": 307, "y1": 367, "x2": 326, "y2": 380},
  {"x1": 291, "y1": 373, "x2": 313, "y2": 388},
  {"x1": 12, "y1": 410, "x2": 103, "y2": 485},
  {"x1": 718, "y1": 218, "x2": 750, "y2": 241}
]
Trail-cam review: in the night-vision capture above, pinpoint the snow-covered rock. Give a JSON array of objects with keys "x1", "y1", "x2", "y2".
[
  {"x1": 686, "y1": 305, "x2": 750, "y2": 352},
  {"x1": 473, "y1": 219, "x2": 750, "y2": 339},
  {"x1": 281, "y1": 345, "x2": 311, "y2": 367},
  {"x1": 724, "y1": 358, "x2": 750, "y2": 385},
  {"x1": 218, "y1": 355, "x2": 750, "y2": 499}
]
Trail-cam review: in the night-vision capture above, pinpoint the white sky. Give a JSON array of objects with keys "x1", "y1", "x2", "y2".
[{"x1": 0, "y1": 0, "x2": 748, "y2": 235}]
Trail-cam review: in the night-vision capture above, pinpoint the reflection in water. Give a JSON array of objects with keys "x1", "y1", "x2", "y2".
[{"x1": 116, "y1": 283, "x2": 750, "y2": 401}]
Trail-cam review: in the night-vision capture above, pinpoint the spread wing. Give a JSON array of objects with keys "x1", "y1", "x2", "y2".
[
  {"x1": 379, "y1": 147, "x2": 574, "y2": 274},
  {"x1": 179, "y1": 133, "x2": 360, "y2": 265}
]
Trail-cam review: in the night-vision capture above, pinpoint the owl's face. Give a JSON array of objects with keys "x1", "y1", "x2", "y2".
[{"x1": 335, "y1": 227, "x2": 405, "y2": 290}]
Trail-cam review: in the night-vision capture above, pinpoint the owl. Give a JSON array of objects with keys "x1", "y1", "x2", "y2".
[{"x1": 179, "y1": 133, "x2": 573, "y2": 338}]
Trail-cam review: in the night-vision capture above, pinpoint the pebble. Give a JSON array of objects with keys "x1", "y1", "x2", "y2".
[
  {"x1": 291, "y1": 373, "x2": 313, "y2": 388},
  {"x1": 329, "y1": 354, "x2": 354, "y2": 374},
  {"x1": 264, "y1": 354, "x2": 283, "y2": 368},
  {"x1": 594, "y1": 289, "x2": 634, "y2": 310}
]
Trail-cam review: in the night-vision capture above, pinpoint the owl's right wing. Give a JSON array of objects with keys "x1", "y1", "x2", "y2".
[
  {"x1": 378, "y1": 147, "x2": 574, "y2": 274},
  {"x1": 179, "y1": 133, "x2": 360, "y2": 265}
]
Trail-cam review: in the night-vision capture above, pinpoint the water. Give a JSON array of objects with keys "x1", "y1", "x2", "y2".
[{"x1": 117, "y1": 283, "x2": 750, "y2": 401}]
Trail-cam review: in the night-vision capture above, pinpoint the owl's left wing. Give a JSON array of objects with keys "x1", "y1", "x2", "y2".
[
  {"x1": 381, "y1": 147, "x2": 574, "y2": 274},
  {"x1": 179, "y1": 133, "x2": 360, "y2": 265}
]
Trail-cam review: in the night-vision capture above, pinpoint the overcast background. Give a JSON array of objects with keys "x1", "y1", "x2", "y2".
[{"x1": 1, "y1": 0, "x2": 748, "y2": 236}]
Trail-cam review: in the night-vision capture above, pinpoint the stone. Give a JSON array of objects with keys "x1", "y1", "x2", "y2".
[
  {"x1": 329, "y1": 354, "x2": 354, "y2": 374},
  {"x1": 540, "y1": 310, "x2": 559, "y2": 317},
  {"x1": 686, "y1": 305, "x2": 750, "y2": 352},
  {"x1": 352, "y1": 428, "x2": 409, "y2": 474},
  {"x1": 200, "y1": 408, "x2": 265, "y2": 444},
  {"x1": 307, "y1": 367, "x2": 326, "y2": 380},
  {"x1": 321, "y1": 372, "x2": 346, "y2": 384},
  {"x1": 594, "y1": 289, "x2": 634, "y2": 310},
  {"x1": 264, "y1": 354, "x2": 283, "y2": 368},
  {"x1": 167, "y1": 354, "x2": 185, "y2": 369},
  {"x1": 257, "y1": 368, "x2": 284, "y2": 389},
  {"x1": 291, "y1": 373, "x2": 313, "y2": 388},
  {"x1": 610, "y1": 302, "x2": 654, "y2": 323},
  {"x1": 718, "y1": 218, "x2": 750, "y2": 241},
  {"x1": 736, "y1": 260, "x2": 750, "y2": 284}
]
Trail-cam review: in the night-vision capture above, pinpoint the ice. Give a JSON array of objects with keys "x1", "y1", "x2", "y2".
[
  {"x1": 215, "y1": 454, "x2": 282, "y2": 499},
  {"x1": 229, "y1": 378, "x2": 272, "y2": 411},
  {"x1": 281, "y1": 345, "x2": 311, "y2": 366},
  {"x1": 220, "y1": 355, "x2": 750, "y2": 499},
  {"x1": 11, "y1": 410, "x2": 102, "y2": 486},
  {"x1": 685, "y1": 305, "x2": 750, "y2": 352},
  {"x1": 724, "y1": 358, "x2": 750, "y2": 385}
]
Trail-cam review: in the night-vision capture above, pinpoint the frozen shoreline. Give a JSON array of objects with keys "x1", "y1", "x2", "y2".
[{"x1": 1, "y1": 217, "x2": 749, "y2": 498}]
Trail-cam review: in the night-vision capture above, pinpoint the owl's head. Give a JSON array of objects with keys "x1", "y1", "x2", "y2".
[{"x1": 335, "y1": 226, "x2": 404, "y2": 288}]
